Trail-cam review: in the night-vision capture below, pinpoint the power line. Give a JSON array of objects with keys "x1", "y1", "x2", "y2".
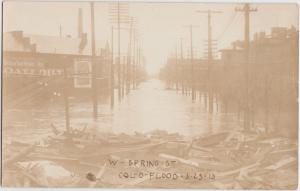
[{"x1": 216, "y1": 11, "x2": 238, "y2": 40}]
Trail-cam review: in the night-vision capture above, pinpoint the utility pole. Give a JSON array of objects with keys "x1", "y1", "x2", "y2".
[
  {"x1": 183, "y1": 25, "x2": 199, "y2": 100},
  {"x1": 137, "y1": 43, "x2": 140, "y2": 87},
  {"x1": 110, "y1": 26, "x2": 114, "y2": 108},
  {"x1": 236, "y1": 4, "x2": 257, "y2": 131},
  {"x1": 59, "y1": 25, "x2": 62, "y2": 37},
  {"x1": 135, "y1": 43, "x2": 139, "y2": 89},
  {"x1": 117, "y1": 2, "x2": 121, "y2": 102},
  {"x1": 196, "y1": 10, "x2": 222, "y2": 114},
  {"x1": 109, "y1": 1, "x2": 129, "y2": 102},
  {"x1": 126, "y1": 18, "x2": 133, "y2": 94},
  {"x1": 137, "y1": 46, "x2": 141, "y2": 86},
  {"x1": 175, "y1": 46, "x2": 179, "y2": 91},
  {"x1": 180, "y1": 38, "x2": 185, "y2": 95},
  {"x1": 133, "y1": 40, "x2": 138, "y2": 89},
  {"x1": 90, "y1": 2, "x2": 98, "y2": 121},
  {"x1": 190, "y1": 25, "x2": 195, "y2": 101},
  {"x1": 132, "y1": 36, "x2": 136, "y2": 89},
  {"x1": 63, "y1": 64, "x2": 70, "y2": 135},
  {"x1": 128, "y1": 19, "x2": 138, "y2": 90},
  {"x1": 121, "y1": 56, "x2": 126, "y2": 98}
]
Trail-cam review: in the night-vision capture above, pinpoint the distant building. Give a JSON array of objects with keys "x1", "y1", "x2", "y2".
[
  {"x1": 220, "y1": 43, "x2": 244, "y2": 66},
  {"x1": 160, "y1": 56, "x2": 221, "y2": 89},
  {"x1": 220, "y1": 26, "x2": 298, "y2": 71},
  {"x1": 218, "y1": 26, "x2": 298, "y2": 136},
  {"x1": 250, "y1": 26, "x2": 298, "y2": 79}
]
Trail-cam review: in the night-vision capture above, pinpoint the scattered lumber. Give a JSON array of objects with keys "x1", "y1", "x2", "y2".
[
  {"x1": 264, "y1": 156, "x2": 296, "y2": 170},
  {"x1": 27, "y1": 153, "x2": 79, "y2": 162},
  {"x1": 2, "y1": 130, "x2": 297, "y2": 189},
  {"x1": 216, "y1": 162, "x2": 260, "y2": 178},
  {"x1": 4, "y1": 145, "x2": 35, "y2": 166},
  {"x1": 13, "y1": 163, "x2": 43, "y2": 187}
]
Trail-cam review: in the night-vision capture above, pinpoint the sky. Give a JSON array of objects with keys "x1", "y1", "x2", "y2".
[{"x1": 3, "y1": 1, "x2": 299, "y2": 75}]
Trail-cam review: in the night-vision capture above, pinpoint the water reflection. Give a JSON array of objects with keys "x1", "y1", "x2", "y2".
[
  {"x1": 110, "y1": 79, "x2": 241, "y2": 136},
  {"x1": 4, "y1": 79, "x2": 242, "y2": 144}
]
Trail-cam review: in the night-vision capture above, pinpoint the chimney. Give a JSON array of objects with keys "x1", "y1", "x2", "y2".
[
  {"x1": 79, "y1": 33, "x2": 87, "y2": 53},
  {"x1": 78, "y1": 8, "x2": 83, "y2": 38}
]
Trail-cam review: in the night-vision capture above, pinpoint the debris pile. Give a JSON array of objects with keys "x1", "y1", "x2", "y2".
[{"x1": 2, "y1": 126, "x2": 297, "y2": 189}]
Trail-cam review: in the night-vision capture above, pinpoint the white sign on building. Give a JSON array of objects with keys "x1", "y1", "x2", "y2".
[{"x1": 73, "y1": 60, "x2": 92, "y2": 88}]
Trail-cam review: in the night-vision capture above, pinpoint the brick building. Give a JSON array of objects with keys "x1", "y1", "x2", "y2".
[{"x1": 3, "y1": 31, "x2": 111, "y2": 108}]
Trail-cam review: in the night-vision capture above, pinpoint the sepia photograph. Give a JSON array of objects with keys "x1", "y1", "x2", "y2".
[{"x1": 1, "y1": 0, "x2": 299, "y2": 189}]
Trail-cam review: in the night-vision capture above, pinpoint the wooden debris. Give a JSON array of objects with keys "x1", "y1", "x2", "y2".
[
  {"x1": 13, "y1": 163, "x2": 43, "y2": 187},
  {"x1": 194, "y1": 132, "x2": 229, "y2": 147},
  {"x1": 264, "y1": 156, "x2": 296, "y2": 170},
  {"x1": 3, "y1": 129, "x2": 298, "y2": 189},
  {"x1": 27, "y1": 153, "x2": 79, "y2": 162},
  {"x1": 4, "y1": 145, "x2": 35, "y2": 166},
  {"x1": 216, "y1": 161, "x2": 260, "y2": 178}
]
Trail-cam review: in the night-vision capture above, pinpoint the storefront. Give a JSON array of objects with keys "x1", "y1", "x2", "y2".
[{"x1": 3, "y1": 31, "x2": 110, "y2": 108}]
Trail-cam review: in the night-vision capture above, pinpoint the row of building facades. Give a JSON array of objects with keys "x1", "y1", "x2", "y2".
[
  {"x1": 3, "y1": 30, "x2": 146, "y2": 108},
  {"x1": 160, "y1": 26, "x2": 298, "y2": 137}
]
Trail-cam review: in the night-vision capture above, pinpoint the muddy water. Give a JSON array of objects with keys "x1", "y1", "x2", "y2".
[{"x1": 3, "y1": 79, "x2": 241, "y2": 144}]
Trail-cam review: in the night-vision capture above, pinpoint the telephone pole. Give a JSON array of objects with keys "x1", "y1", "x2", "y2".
[
  {"x1": 117, "y1": 2, "x2": 121, "y2": 102},
  {"x1": 180, "y1": 38, "x2": 185, "y2": 95},
  {"x1": 137, "y1": 46, "x2": 141, "y2": 86},
  {"x1": 196, "y1": 10, "x2": 222, "y2": 114},
  {"x1": 110, "y1": 26, "x2": 114, "y2": 108},
  {"x1": 190, "y1": 25, "x2": 195, "y2": 101},
  {"x1": 236, "y1": 4, "x2": 257, "y2": 130},
  {"x1": 121, "y1": 55, "x2": 126, "y2": 98},
  {"x1": 126, "y1": 18, "x2": 133, "y2": 94},
  {"x1": 90, "y1": 2, "x2": 98, "y2": 121},
  {"x1": 132, "y1": 36, "x2": 136, "y2": 89},
  {"x1": 59, "y1": 25, "x2": 62, "y2": 37},
  {"x1": 109, "y1": 1, "x2": 130, "y2": 102},
  {"x1": 183, "y1": 25, "x2": 199, "y2": 101},
  {"x1": 175, "y1": 46, "x2": 179, "y2": 91},
  {"x1": 63, "y1": 64, "x2": 70, "y2": 135},
  {"x1": 133, "y1": 41, "x2": 138, "y2": 89}
]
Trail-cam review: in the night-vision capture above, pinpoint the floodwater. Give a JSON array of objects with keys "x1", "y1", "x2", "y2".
[{"x1": 3, "y1": 79, "x2": 242, "y2": 144}]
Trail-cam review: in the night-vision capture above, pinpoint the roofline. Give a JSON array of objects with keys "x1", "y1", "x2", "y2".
[{"x1": 3, "y1": 50, "x2": 99, "y2": 58}]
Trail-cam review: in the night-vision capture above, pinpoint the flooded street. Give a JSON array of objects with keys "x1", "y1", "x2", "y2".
[
  {"x1": 2, "y1": 2, "x2": 298, "y2": 189},
  {"x1": 3, "y1": 79, "x2": 241, "y2": 144},
  {"x1": 110, "y1": 79, "x2": 240, "y2": 135}
]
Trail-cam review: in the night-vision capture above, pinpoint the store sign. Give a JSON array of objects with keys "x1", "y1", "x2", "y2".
[
  {"x1": 73, "y1": 60, "x2": 92, "y2": 88},
  {"x1": 3, "y1": 59, "x2": 63, "y2": 76},
  {"x1": 3, "y1": 66, "x2": 63, "y2": 76},
  {"x1": 5, "y1": 59, "x2": 44, "y2": 68}
]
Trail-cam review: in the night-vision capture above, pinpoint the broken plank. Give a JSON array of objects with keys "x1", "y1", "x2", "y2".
[
  {"x1": 265, "y1": 157, "x2": 296, "y2": 170},
  {"x1": 4, "y1": 145, "x2": 35, "y2": 166},
  {"x1": 13, "y1": 163, "x2": 43, "y2": 187},
  {"x1": 80, "y1": 141, "x2": 167, "y2": 159},
  {"x1": 216, "y1": 162, "x2": 260, "y2": 178},
  {"x1": 191, "y1": 144, "x2": 213, "y2": 153},
  {"x1": 27, "y1": 153, "x2": 79, "y2": 162}
]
